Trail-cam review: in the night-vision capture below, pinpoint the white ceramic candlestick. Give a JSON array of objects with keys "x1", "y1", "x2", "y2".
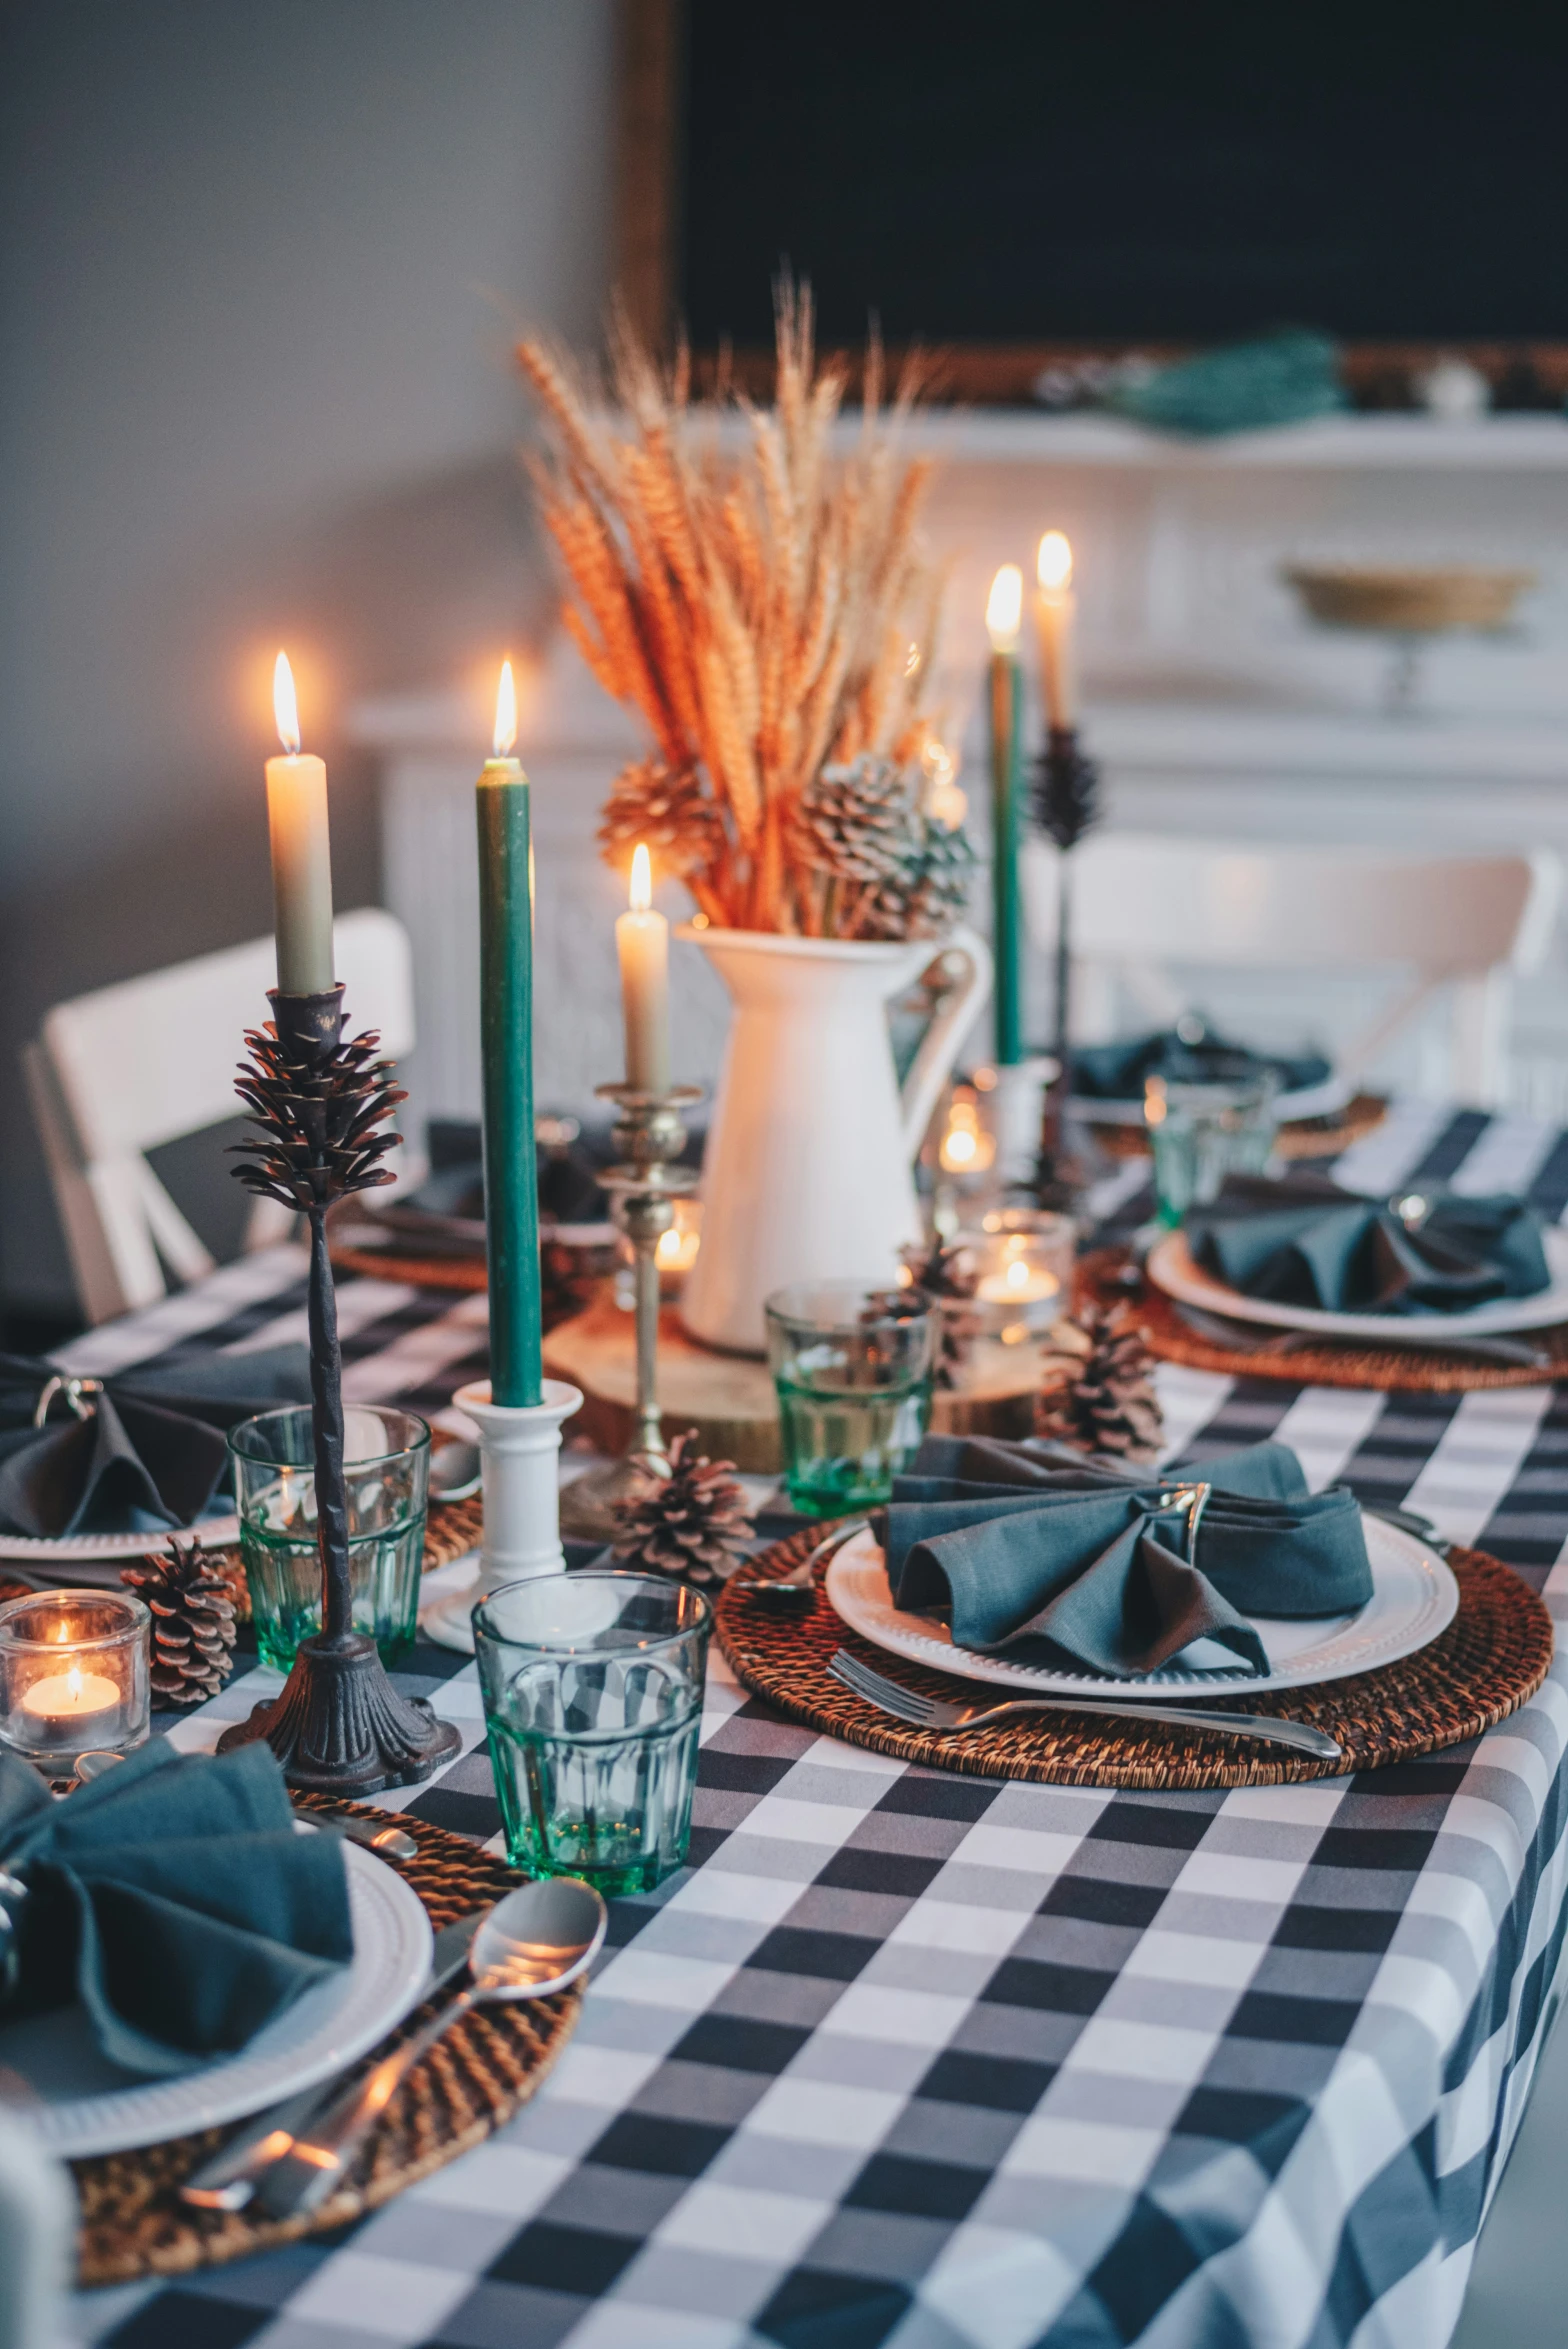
[{"x1": 421, "y1": 1376, "x2": 583, "y2": 1655}]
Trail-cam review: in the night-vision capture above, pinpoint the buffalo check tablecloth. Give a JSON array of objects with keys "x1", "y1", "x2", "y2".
[{"x1": 60, "y1": 1100, "x2": 1568, "y2": 2349}]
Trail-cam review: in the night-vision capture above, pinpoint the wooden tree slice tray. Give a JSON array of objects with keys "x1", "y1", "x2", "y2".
[{"x1": 542, "y1": 1290, "x2": 1044, "y2": 1472}]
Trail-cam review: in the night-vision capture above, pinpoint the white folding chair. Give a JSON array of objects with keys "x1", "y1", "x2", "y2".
[
  {"x1": 24, "y1": 908, "x2": 415, "y2": 1325},
  {"x1": 1021, "y1": 834, "x2": 1561, "y2": 1107}
]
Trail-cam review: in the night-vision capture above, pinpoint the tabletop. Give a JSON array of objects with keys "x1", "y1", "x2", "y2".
[{"x1": 64, "y1": 1099, "x2": 1568, "y2": 2349}]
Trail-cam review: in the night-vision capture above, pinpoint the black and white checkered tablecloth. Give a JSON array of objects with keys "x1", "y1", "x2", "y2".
[{"x1": 62, "y1": 1102, "x2": 1568, "y2": 2349}]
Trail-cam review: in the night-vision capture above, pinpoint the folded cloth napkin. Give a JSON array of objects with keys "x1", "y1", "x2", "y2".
[
  {"x1": 1186, "y1": 1174, "x2": 1551, "y2": 1316},
  {"x1": 1104, "y1": 329, "x2": 1346, "y2": 438},
  {"x1": 0, "y1": 1344, "x2": 312, "y2": 1539},
  {"x1": 0, "y1": 1738, "x2": 352, "y2": 2076},
  {"x1": 1072, "y1": 1026, "x2": 1331, "y2": 1103},
  {"x1": 880, "y1": 1434, "x2": 1370, "y2": 1679}
]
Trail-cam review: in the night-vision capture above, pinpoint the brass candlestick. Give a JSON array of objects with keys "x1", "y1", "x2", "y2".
[{"x1": 557, "y1": 1082, "x2": 702, "y2": 1542}]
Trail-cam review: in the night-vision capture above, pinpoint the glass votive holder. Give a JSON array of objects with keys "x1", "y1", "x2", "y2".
[
  {"x1": 1145, "y1": 1073, "x2": 1280, "y2": 1227},
  {"x1": 474, "y1": 1572, "x2": 712, "y2": 1895},
  {"x1": 765, "y1": 1278, "x2": 935, "y2": 1516},
  {"x1": 230, "y1": 1404, "x2": 430, "y2": 1672},
  {"x1": 0, "y1": 1589, "x2": 150, "y2": 1774}
]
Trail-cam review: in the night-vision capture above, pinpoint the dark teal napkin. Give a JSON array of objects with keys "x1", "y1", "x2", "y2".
[
  {"x1": 1104, "y1": 330, "x2": 1346, "y2": 437},
  {"x1": 0, "y1": 1345, "x2": 312, "y2": 1538},
  {"x1": 1072, "y1": 1026, "x2": 1331, "y2": 1103},
  {"x1": 0, "y1": 1738, "x2": 352, "y2": 2076},
  {"x1": 880, "y1": 1435, "x2": 1370, "y2": 1678},
  {"x1": 1187, "y1": 1174, "x2": 1550, "y2": 1315}
]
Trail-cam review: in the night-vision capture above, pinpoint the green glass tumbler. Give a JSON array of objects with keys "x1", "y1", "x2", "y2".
[
  {"x1": 1145, "y1": 1074, "x2": 1280, "y2": 1228},
  {"x1": 475, "y1": 1572, "x2": 712, "y2": 1895},
  {"x1": 765, "y1": 1278, "x2": 934, "y2": 1517},
  {"x1": 229, "y1": 1404, "x2": 430, "y2": 1671}
]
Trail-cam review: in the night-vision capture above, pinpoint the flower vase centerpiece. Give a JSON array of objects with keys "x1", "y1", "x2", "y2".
[{"x1": 519, "y1": 289, "x2": 991, "y2": 1352}]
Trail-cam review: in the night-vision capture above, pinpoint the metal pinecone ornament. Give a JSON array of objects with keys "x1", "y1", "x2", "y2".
[
  {"x1": 122, "y1": 1535, "x2": 239, "y2": 1707},
  {"x1": 230, "y1": 1020, "x2": 404, "y2": 1210},
  {"x1": 598, "y1": 755, "x2": 726, "y2": 882},
  {"x1": 1035, "y1": 1303, "x2": 1164, "y2": 1466},
  {"x1": 611, "y1": 1430, "x2": 754, "y2": 1587}
]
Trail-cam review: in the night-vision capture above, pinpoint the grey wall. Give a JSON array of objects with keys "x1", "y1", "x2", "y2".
[{"x1": 0, "y1": 0, "x2": 616, "y2": 1314}]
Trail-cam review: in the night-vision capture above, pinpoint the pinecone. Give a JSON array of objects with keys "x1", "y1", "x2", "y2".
[
  {"x1": 898, "y1": 1235, "x2": 980, "y2": 1388},
  {"x1": 598, "y1": 755, "x2": 726, "y2": 881},
  {"x1": 1035, "y1": 1303, "x2": 1164, "y2": 1465},
  {"x1": 897, "y1": 814, "x2": 976, "y2": 939},
  {"x1": 793, "y1": 756, "x2": 921, "y2": 888},
  {"x1": 610, "y1": 1429, "x2": 754, "y2": 1586},
  {"x1": 230, "y1": 1018, "x2": 404, "y2": 1212},
  {"x1": 122, "y1": 1536, "x2": 239, "y2": 1706}
]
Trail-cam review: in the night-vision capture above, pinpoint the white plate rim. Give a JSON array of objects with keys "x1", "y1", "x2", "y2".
[
  {"x1": 6, "y1": 1839, "x2": 432, "y2": 2157},
  {"x1": 1077, "y1": 1072, "x2": 1350, "y2": 1128},
  {"x1": 1147, "y1": 1225, "x2": 1568, "y2": 1342},
  {"x1": 824, "y1": 1513, "x2": 1459, "y2": 1702},
  {"x1": 0, "y1": 1513, "x2": 240, "y2": 1563}
]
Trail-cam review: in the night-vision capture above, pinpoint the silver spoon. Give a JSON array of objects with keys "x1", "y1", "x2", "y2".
[
  {"x1": 253, "y1": 1874, "x2": 607, "y2": 2218},
  {"x1": 730, "y1": 1517, "x2": 870, "y2": 1607}
]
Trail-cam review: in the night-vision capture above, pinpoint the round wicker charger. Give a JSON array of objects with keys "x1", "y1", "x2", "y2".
[
  {"x1": 71, "y1": 1805, "x2": 582, "y2": 2285},
  {"x1": 715, "y1": 1527, "x2": 1554, "y2": 1791}
]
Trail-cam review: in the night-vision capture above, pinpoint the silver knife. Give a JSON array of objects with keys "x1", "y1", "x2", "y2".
[
  {"x1": 179, "y1": 1907, "x2": 488, "y2": 2210},
  {"x1": 290, "y1": 1803, "x2": 419, "y2": 1862}
]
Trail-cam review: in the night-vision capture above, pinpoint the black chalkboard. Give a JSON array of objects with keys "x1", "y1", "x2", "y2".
[{"x1": 678, "y1": 1, "x2": 1568, "y2": 347}]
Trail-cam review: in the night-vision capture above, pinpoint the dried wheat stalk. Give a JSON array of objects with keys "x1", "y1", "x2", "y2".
[{"x1": 517, "y1": 285, "x2": 951, "y2": 934}]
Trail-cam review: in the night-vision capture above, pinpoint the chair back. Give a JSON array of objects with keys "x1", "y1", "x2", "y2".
[
  {"x1": 26, "y1": 908, "x2": 414, "y2": 1323},
  {"x1": 1021, "y1": 834, "x2": 1560, "y2": 1103}
]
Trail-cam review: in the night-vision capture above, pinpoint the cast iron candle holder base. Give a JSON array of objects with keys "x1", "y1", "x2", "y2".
[
  {"x1": 215, "y1": 985, "x2": 460, "y2": 1794},
  {"x1": 557, "y1": 1082, "x2": 702, "y2": 1544},
  {"x1": 1033, "y1": 724, "x2": 1102, "y2": 1212}
]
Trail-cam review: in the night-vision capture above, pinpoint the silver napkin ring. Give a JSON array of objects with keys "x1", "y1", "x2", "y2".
[
  {"x1": 1157, "y1": 1480, "x2": 1212, "y2": 1563},
  {"x1": 32, "y1": 1374, "x2": 105, "y2": 1429}
]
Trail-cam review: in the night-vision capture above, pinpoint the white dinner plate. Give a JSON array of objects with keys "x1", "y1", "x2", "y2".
[
  {"x1": 824, "y1": 1512, "x2": 1458, "y2": 1703},
  {"x1": 1077, "y1": 1071, "x2": 1351, "y2": 1129},
  {"x1": 1146, "y1": 1224, "x2": 1568, "y2": 1344},
  {"x1": 0, "y1": 1513, "x2": 240, "y2": 1567},
  {"x1": 0, "y1": 1839, "x2": 431, "y2": 2158}
]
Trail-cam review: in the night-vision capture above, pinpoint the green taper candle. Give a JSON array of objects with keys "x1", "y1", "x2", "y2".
[
  {"x1": 985, "y1": 566, "x2": 1026, "y2": 1066},
  {"x1": 476, "y1": 662, "x2": 543, "y2": 1406}
]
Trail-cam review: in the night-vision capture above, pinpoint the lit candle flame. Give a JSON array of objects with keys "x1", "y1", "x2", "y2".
[
  {"x1": 273, "y1": 651, "x2": 301, "y2": 755},
  {"x1": 986, "y1": 565, "x2": 1023, "y2": 653},
  {"x1": 493, "y1": 660, "x2": 517, "y2": 758},
  {"x1": 629, "y1": 842, "x2": 652, "y2": 913},
  {"x1": 1037, "y1": 531, "x2": 1073, "y2": 593},
  {"x1": 1003, "y1": 1255, "x2": 1031, "y2": 1293},
  {"x1": 67, "y1": 1665, "x2": 82, "y2": 1701}
]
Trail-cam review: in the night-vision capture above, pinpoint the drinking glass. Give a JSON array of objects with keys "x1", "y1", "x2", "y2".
[
  {"x1": 765, "y1": 1279, "x2": 934, "y2": 1517},
  {"x1": 1145, "y1": 1073, "x2": 1280, "y2": 1226},
  {"x1": 474, "y1": 1572, "x2": 711, "y2": 1894},
  {"x1": 230, "y1": 1405, "x2": 430, "y2": 1670}
]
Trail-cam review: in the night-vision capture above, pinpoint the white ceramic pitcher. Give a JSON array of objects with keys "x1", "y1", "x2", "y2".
[{"x1": 677, "y1": 925, "x2": 993, "y2": 1353}]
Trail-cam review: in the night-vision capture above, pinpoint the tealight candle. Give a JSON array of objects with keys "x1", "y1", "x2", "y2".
[
  {"x1": 20, "y1": 1663, "x2": 121, "y2": 1738},
  {"x1": 975, "y1": 1252, "x2": 1060, "y2": 1307}
]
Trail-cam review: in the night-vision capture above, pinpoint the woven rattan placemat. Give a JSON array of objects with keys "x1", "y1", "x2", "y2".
[
  {"x1": 715, "y1": 1526, "x2": 1554, "y2": 1791},
  {"x1": 1086, "y1": 1091, "x2": 1389, "y2": 1166},
  {"x1": 72, "y1": 1805, "x2": 581, "y2": 2286}
]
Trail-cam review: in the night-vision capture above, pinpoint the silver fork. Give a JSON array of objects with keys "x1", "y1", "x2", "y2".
[{"x1": 828, "y1": 1647, "x2": 1342, "y2": 1762}]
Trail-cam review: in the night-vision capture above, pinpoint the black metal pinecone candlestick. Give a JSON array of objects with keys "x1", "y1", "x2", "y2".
[
  {"x1": 1036, "y1": 1303, "x2": 1164, "y2": 1467},
  {"x1": 1032, "y1": 726, "x2": 1103, "y2": 1209},
  {"x1": 121, "y1": 1535, "x2": 239, "y2": 1707},
  {"x1": 216, "y1": 986, "x2": 460, "y2": 1793}
]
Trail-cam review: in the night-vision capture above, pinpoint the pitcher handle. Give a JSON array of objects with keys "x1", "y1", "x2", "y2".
[{"x1": 900, "y1": 925, "x2": 994, "y2": 1160}]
